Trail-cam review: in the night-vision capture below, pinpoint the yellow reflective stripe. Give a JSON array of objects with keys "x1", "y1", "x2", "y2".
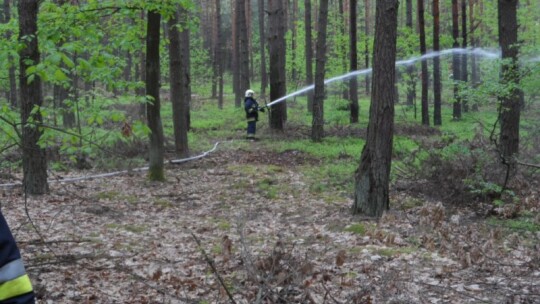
[
  {"x1": 247, "y1": 117, "x2": 256, "y2": 122},
  {"x1": 0, "y1": 274, "x2": 33, "y2": 301}
]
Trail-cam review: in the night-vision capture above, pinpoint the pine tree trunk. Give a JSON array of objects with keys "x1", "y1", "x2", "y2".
[
  {"x1": 304, "y1": 0, "x2": 314, "y2": 112},
  {"x1": 258, "y1": 0, "x2": 268, "y2": 96},
  {"x1": 311, "y1": 0, "x2": 329, "y2": 142},
  {"x1": 18, "y1": 0, "x2": 49, "y2": 194},
  {"x1": 168, "y1": 11, "x2": 189, "y2": 158},
  {"x1": 452, "y1": 0, "x2": 462, "y2": 120},
  {"x1": 217, "y1": 0, "x2": 225, "y2": 108},
  {"x1": 470, "y1": 0, "x2": 480, "y2": 111},
  {"x1": 353, "y1": 0, "x2": 399, "y2": 217},
  {"x1": 364, "y1": 0, "x2": 370, "y2": 95},
  {"x1": 498, "y1": 0, "x2": 521, "y2": 163},
  {"x1": 180, "y1": 7, "x2": 191, "y2": 131},
  {"x1": 291, "y1": 0, "x2": 298, "y2": 83},
  {"x1": 418, "y1": 0, "x2": 429, "y2": 126},
  {"x1": 461, "y1": 0, "x2": 469, "y2": 112},
  {"x1": 232, "y1": 2, "x2": 240, "y2": 107},
  {"x1": 146, "y1": 10, "x2": 165, "y2": 181},
  {"x1": 433, "y1": 0, "x2": 442, "y2": 125},
  {"x1": 349, "y1": 0, "x2": 359, "y2": 123},
  {"x1": 405, "y1": 0, "x2": 416, "y2": 106},
  {"x1": 268, "y1": 0, "x2": 287, "y2": 131},
  {"x1": 237, "y1": 0, "x2": 250, "y2": 97}
]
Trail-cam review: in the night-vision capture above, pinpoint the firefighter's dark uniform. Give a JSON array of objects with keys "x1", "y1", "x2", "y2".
[
  {"x1": 0, "y1": 211, "x2": 34, "y2": 304},
  {"x1": 244, "y1": 96, "x2": 261, "y2": 139}
]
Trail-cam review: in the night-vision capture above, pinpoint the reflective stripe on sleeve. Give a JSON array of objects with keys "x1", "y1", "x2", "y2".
[
  {"x1": 0, "y1": 274, "x2": 33, "y2": 301},
  {"x1": 0, "y1": 259, "x2": 26, "y2": 284}
]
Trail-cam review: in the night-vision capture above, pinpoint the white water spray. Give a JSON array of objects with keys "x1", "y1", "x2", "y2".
[{"x1": 266, "y1": 48, "x2": 501, "y2": 108}]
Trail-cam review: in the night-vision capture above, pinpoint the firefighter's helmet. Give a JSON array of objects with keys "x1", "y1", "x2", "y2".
[{"x1": 245, "y1": 89, "x2": 255, "y2": 98}]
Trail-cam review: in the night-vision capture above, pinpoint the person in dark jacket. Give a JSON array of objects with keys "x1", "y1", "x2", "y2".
[
  {"x1": 0, "y1": 211, "x2": 35, "y2": 304},
  {"x1": 244, "y1": 89, "x2": 265, "y2": 140}
]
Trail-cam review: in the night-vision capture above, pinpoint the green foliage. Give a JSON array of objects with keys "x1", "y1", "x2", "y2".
[
  {"x1": 488, "y1": 217, "x2": 540, "y2": 233},
  {"x1": 275, "y1": 136, "x2": 361, "y2": 159},
  {"x1": 344, "y1": 223, "x2": 367, "y2": 235}
]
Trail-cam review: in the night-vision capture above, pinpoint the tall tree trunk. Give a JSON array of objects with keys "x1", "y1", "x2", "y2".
[
  {"x1": 168, "y1": 12, "x2": 189, "y2": 158},
  {"x1": 311, "y1": 0, "x2": 329, "y2": 142},
  {"x1": 180, "y1": 7, "x2": 191, "y2": 131},
  {"x1": 433, "y1": 0, "x2": 442, "y2": 125},
  {"x1": 338, "y1": 0, "x2": 348, "y2": 100},
  {"x1": 217, "y1": 0, "x2": 224, "y2": 108},
  {"x1": 461, "y1": 0, "x2": 469, "y2": 112},
  {"x1": 18, "y1": 0, "x2": 49, "y2": 194},
  {"x1": 232, "y1": 2, "x2": 240, "y2": 106},
  {"x1": 290, "y1": 0, "x2": 298, "y2": 83},
  {"x1": 353, "y1": 0, "x2": 399, "y2": 217},
  {"x1": 304, "y1": 0, "x2": 314, "y2": 112},
  {"x1": 145, "y1": 10, "x2": 165, "y2": 181},
  {"x1": 349, "y1": 0, "x2": 359, "y2": 123},
  {"x1": 268, "y1": 0, "x2": 287, "y2": 131},
  {"x1": 470, "y1": 0, "x2": 480, "y2": 111},
  {"x1": 246, "y1": 0, "x2": 254, "y2": 79},
  {"x1": 405, "y1": 0, "x2": 416, "y2": 106},
  {"x1": 498, "y1": 0, "x2": 521, "y2": 164},
  {"x1": 418, "y1": 0, "x2": 429, "y2": 126},
  {"x1": 452, "y1": 0, "x2": 462, "y2": 120},
  {"x1": 236, "y1": 0, "x2": 250, "y2": 105},
  {"x1": 258, "y1": 0, "x2": 268, "y2": 96},
  {"x1": 211, "y1": 0, "x2": 218, "y2": 98},
  {"x1": 364, "y1": 0, "x2": 370, "y2": 95}
]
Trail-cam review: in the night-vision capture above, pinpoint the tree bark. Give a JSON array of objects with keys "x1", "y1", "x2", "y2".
[
  {"x1": 364, "y1": 0, "x2": 370, "y2": 95},
  {"x1": 349, "y1": 0, "x2": 359, "y2": 123},
  {"x1": 237, "y1": 0, "x2": 250, "y2": 98},
  {"x1": 498, "y1": 0, "x2": 521, "y2": 163},
  {"x1": 433, "y1": 0, "x2": 442, "y2": 125},
  {"x1": 418, "y1": 0, "x2": 429, "y2": 126},
  {"x1": 258, "y1": 0, "x2": 268, "y2": 96},
  {"x1": 290, "y1": 0, "x2": 298, "y2": 83},
  {"x1": 18, "y1": 0, "x2": 49, "y2": 194},
  {"x1": 405, "y1": 0, "x2": 416, "y2": 106},
  {"x1": 452, "y1": 0, "x2": 462, "y2": 120},
  {"x1": 304, "y1": 0, "x2": 314, "y2": 112},
  {"x1": 168, "y1": 11, "x2": 189, "y2": 158},
  {"x1": 232, "y1": 2, "x2": 240, "y2": 107},
  {"x1": 461, "y1": 0, "x2": 469, "y2": 112},
  {"x1": 311, "y1": 0, "x2": 329, "y2": 142},
  {"x1": 211, "y1": 0, "x2": 218, "y2": 98},
  {"x1": 216, "y1": 0, "x2": 224, "y2": 108},
  {"x1": 268, "y1": 0, "x2": 287, "y2": 131},
  {"x1": 353, "y1": 0, "x2": 399, "y2": 217},
  {"x1": 180, "y1": 7, "x2": 191, "y2": 131},
  {"x1": 145, "y1": 10, "x2": 165, "y2": 181}
]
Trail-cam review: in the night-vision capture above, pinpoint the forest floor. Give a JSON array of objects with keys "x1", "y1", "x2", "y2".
[{"x1": 1, "y1": 141, "x2": 539, "y2": 304}]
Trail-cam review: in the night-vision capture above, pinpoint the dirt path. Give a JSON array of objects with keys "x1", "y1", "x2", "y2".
[{"x1": 2, "y1": 146, "x2": 539, "y2": 303}]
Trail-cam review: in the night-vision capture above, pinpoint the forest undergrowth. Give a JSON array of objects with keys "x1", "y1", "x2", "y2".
[{"x1": 1, "y1": 132, "x2": 539, "y2": 303}]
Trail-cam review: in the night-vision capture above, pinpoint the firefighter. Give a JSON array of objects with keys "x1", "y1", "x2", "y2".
[
  {"x1": 0, "y1": 211, "x2": 35, "y2": 304},
  {"x1": 244, "y1": 89, "x2": 266, "y2": 140}
]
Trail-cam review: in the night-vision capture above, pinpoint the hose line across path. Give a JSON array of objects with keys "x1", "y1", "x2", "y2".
[{"x1": 0, "y1": 141, "x2": 223, "y2": 190}]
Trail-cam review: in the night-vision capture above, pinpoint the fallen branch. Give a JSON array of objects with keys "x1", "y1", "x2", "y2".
[{"x1": 190, "y1": 232, "x2": 237, "y2": 304}]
